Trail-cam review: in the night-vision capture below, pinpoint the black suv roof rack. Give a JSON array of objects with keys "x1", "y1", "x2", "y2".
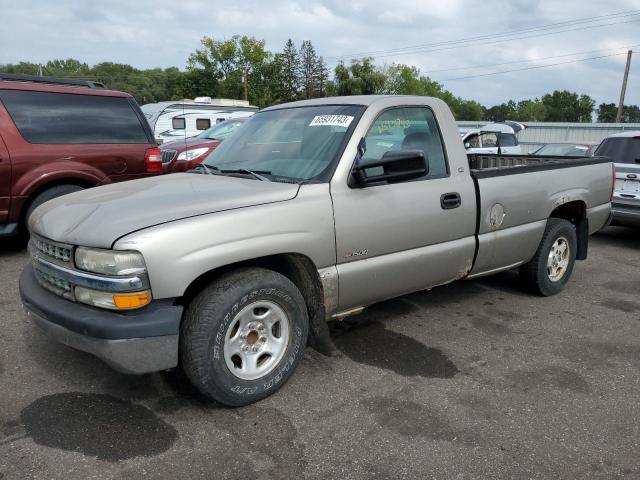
[{"x1": 0, "y1": 73, "x2": 106, "y2": 89}]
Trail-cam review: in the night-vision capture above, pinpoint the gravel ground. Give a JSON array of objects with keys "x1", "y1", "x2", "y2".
[{"x1": 1, "y1": 226, "x2": 639, "y2": 479}]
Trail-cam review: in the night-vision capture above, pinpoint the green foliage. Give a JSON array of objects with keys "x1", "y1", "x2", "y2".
[
  {"x1": 0, "y1": 39, "x2": 615, "y2": 122},
  {"x1": 597, "y1": 103, "x2": 640, "y2": 123}
]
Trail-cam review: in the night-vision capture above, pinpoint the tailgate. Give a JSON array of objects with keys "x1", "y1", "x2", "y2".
[{"x1": 614, "y1": 164, "x2": 640, "y2": 201}]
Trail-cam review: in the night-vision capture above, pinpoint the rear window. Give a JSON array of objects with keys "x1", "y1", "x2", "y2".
[
  {"x1": 0, "y1": 90, "x2": 149, "y2": 144},
  {"x1": 595, "y1": 137, "x2": 640, "y2": 164}
]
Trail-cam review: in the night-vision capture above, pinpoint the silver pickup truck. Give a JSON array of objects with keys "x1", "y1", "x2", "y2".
[{"x1": 20, "y1": 95, "x2": 613, "y2": 406}]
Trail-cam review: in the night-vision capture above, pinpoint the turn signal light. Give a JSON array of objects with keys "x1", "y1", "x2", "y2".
[{"x1": 113, "y1": 291, "x2": 152, "y2": 310}]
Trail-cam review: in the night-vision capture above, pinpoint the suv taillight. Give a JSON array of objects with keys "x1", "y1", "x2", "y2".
[
  {"x1": 145, "y1": 148, "x2": 163, "y2": 173},
  {"x1": 610, "y1": 163, "x2": 615, "y2": 201}
]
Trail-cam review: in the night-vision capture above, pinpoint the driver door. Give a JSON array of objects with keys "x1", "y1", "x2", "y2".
[{"x1": 330, "y1": 106, "x2": 477, "y2": 311}]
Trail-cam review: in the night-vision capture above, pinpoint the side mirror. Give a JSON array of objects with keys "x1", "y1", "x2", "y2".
[
  {"x1": 635, "y1": 158, "x2": 640, "y2": 164},
  {"x1": 464, "y1": 142, "x2": 471, "y2": 149},
  {"x1": 350, "y1": 149, "x2": 428, "y2": 187}
]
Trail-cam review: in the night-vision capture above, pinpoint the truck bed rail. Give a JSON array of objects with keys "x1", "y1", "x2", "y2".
[{"x1": 468, "y1": 154, "x2": 611, "y2": 178}]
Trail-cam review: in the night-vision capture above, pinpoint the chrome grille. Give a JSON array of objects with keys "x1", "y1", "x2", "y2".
[
  {"x1": 161, "y1": 149, "x2": 177, "y2": 163},
  {"x1": 34, "y1": 268, "x2": 74, "y2": 300},
  {"x1": 31, "y1": 234, "x2": 72, "y2": 264}
]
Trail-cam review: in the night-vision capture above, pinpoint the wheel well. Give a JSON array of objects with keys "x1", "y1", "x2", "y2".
[
  {"x1": 20, "y1": 178, "x2": 95, "y2": 223},
  {"x1": 180, "y1": 253, "x2": 324, "y2": 320},
  {"x1": 550, "y1": 200, "x2": 588, "y2": 260}
]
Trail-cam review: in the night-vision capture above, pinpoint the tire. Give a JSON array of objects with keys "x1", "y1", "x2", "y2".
[
  {"x1": 519, "y1": 218, "x2": 577, "y2": 296},
  {"x1": 180, "y1": 267, "x2": 309, "y2": 406},
  {"x1": 26, "y1": 184, "x2": 85, "y2": 221}
]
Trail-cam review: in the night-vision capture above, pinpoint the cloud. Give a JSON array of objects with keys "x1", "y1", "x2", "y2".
[{"x1": 0, "y1": 0, "x2": 637, "y2": 106}]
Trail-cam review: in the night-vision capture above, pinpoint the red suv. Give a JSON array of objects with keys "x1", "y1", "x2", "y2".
[{"x1": 0, "y1": 73, "x2": 161, "y2": 238}]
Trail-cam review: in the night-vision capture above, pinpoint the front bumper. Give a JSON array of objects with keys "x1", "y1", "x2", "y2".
[{"x1": 20, "y1": 265, "x2": 184, "y2": 374}]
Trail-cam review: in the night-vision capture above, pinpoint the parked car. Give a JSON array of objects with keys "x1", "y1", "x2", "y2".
[
  {"x1": 159, "y1": 117, "x2": 249, "y2": 173},
  {"x1": 462, "y1": 121, "x2": 525, "y2": 154},
  {"x1": 141, "y1": 97, "x2": 257, "y2": 144},
  {"x1": 533, "y1": 142, "x2": 599, "y2": 157},
  {"x1": 595, "y1": 131, "x2": 640, "y2": 227},
  {"x1": 21, "y1": 95, "x2": 612, "y2": 406},
  {"x1": 0, "y1": 73, "x2": 161, "y2": 238}
]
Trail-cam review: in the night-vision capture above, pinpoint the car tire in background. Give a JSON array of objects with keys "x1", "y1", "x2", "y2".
[
  {"x1": 520, "y1": 218, "x2": 577, "y2": 296},
  {"x1": 180, "y1": 267, "x2": 309, "y2": 406},
  {"x1": 26, "y1": 184, "x2": 85, "y2": 222},
  {"x1": 23, "y1": 184, "x2": 86, "y2": 238}
]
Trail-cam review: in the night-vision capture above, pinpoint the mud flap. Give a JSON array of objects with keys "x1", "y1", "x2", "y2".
[{"x1": 307, "y1": 305, "x2": 337, "y2": 356}]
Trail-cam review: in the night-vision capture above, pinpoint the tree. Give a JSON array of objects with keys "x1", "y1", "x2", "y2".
[
  {"x1": 315, "y1": 56, "x2": 329, "y2": 98},
  {"x1": 540, "y1": 90, "x2": 594, "y2": 122},
  {"x1": 277, "y1": 39, "x2": 300, "y2": 102},
  {"x1": 298, "y1": 40, "x2": 319, "y2": 99},
  {"x1": 485, "y1": 101, "x2": 517, "y2": 121},
  {"x1": 516, "y1": 99, "x2": 546, "y2": 122},
  {"x1": 597, "y1": 103, "x2": 617, "y2": 122},
  {"x1": 333, "y1": 58, "x2": 386, "y2": 96}
]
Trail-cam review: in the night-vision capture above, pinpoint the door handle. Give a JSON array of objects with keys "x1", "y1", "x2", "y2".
[{"x1": 441, "y1": 192, "x2": 461, "y2": 210}]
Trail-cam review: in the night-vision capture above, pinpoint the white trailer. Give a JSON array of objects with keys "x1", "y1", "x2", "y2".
[{"x1": 142, "y1": 97, "x2": 257, "y2": 144}]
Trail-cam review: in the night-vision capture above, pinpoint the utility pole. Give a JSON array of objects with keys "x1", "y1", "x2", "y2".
[
  {"x1": 243, "y1": 66, "x2": 248, "y2": 102},
  {"x1": 616, "y1": 50, "x2": 633, "y2": 123}
]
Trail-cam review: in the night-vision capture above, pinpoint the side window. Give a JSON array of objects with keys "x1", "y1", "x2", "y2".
[
  {"x1": 196, "y1": 118, "x2": 211, "y2": 130},
  {"x1": 498, "y1": 133, "x2": 517, "y2": 146},
  {"x1": 465, "y1": 133, "x2": 480, "y2": 148},
  {"x1": 0, "y1": 90, "x2": 149, "y2": 144},
  {"x1": 480, "y1": 132, "x2": 498, "y2": 148},
  {"x1": 362, "y1": 107, "x2": 448, "y2": 178},
  {"x1": 172, "y1": 117, "x2": 185, "y2": 130}
]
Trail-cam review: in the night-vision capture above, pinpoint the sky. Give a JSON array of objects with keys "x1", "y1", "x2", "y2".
[{"x1": 0, "y1": 0, "x2": 638, "y2": 108}]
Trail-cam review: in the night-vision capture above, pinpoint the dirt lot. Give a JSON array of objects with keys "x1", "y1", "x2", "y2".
[{"x1": 1, "y1": 226, "x2": 639, "y2": 479}]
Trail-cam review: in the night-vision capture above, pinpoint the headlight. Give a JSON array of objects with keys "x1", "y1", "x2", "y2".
[
  {"x1": 177, "y1": 147, "x2": 211, "y2": 161},
  {"x1": 75, "y1": 247, "x2": 146, "y2": 276},
  {"x1": 75, "y1": 286, "x2": 151, "y2": 310}
]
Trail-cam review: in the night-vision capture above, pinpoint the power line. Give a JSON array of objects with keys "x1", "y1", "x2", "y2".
[
  {"x1": 325, "y1": 10, "x2": 640, "y2": 61},
  {"x1": 426, "y1": 44, "x2": 640, "y2": 74},
  {"x1": 442, "y1": 51, "x2": 629, "y2": 81}
]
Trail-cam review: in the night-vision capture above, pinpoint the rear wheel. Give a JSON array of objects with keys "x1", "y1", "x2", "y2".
[
  {"x1": 180, "y1": 268, "x2": 308, "y2": 406},
  {"x1": 520, "y1": 218, "x2": 577, "y2": 296}
]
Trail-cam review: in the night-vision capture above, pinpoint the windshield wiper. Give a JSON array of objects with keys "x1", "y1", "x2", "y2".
[
  {"x1": 220, "y1": 168, "x2": 272, "y2": 182},
  {"x1": 190, "y1": 163, "x2": 219, "y2": 175}
]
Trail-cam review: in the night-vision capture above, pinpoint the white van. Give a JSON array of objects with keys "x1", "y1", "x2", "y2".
[
  {"x1": 462, "y1": 121, "x2": 525, "y2": 155},
  {"x1": 142, "y1": 97, "x2": 258, "y2": 144}
]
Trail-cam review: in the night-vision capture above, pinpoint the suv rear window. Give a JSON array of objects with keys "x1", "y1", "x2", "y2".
[
  {"x1": 0, "y1": 90, "x2": 149, "y2": 144},
  {"x1": 595, "y1": 137, "x2": 640, "y2": 164}
]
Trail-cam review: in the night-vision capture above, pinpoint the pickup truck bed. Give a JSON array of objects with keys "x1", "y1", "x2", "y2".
[{"x1": 466, "y1": 154, "x2": 613, "y2": 277}]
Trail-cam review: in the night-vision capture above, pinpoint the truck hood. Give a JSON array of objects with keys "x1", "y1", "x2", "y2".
[{"x1": 30, "y1": 173, "x2": 300, "y2": 248}]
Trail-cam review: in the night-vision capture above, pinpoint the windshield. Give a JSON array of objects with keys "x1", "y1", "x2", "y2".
[
  {"x1": 202, "y1": 105, "x2": 364, "y2": 182},
  {"x1": 595, "y1": 137, "x2": 640, "y2": 164},
  {"x1": 197, "y1": 119, "x2": 247, "y2": 140},
  {"x1": 536, "y1": 144, "x2": 591, "y2": 156}
]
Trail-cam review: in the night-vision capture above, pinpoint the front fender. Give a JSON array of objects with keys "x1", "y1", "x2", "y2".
[{"x1": 114, "y1": 184, "x2": 337, "y2": 299}]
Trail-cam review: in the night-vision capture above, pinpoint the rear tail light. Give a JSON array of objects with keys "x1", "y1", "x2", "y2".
[
  {"x1": 145, "y1": 148, "x2": 163, "y2": 173},
  {"x1": 610, "y1": 163, "x2": 615, "y2": 201}
]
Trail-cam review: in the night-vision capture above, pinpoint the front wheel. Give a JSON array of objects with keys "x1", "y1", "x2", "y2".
[
  {"x1": 519, "y1": 218, "x2": 577, "y2": 296},
  {"x1": 180, "y1": 268, "x2": 308, "y2": 406}
]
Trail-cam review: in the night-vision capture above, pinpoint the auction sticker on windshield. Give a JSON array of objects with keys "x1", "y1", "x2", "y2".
[{"x1": 309, "y1": 115, "x2": 354, "y2": 128}]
